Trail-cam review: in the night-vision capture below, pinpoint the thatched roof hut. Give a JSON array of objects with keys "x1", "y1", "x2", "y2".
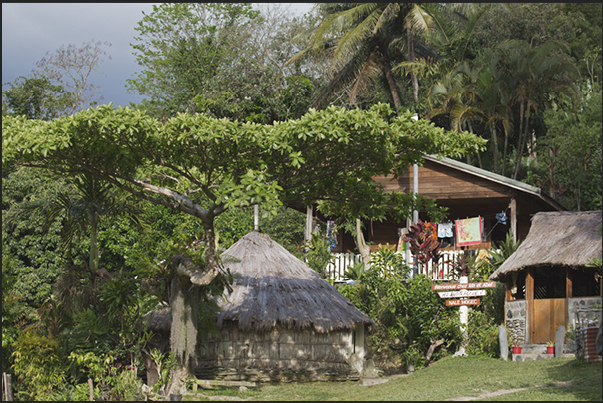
[
  {"x1": 193, "y1": 231, "x2": 374, "y2": 379},
  {"x1": 489, "y1": 210, "x2": 601, "y2": 347},
  {"x1": 216, "y1": 231, "x2": 373, "y2": 333},
  {"x1": 490, "y1": 211, "x2": 602, "y2": 281}
]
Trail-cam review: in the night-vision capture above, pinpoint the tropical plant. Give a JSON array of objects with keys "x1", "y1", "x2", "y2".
[
  {"x1": 11, "y1": 330, "x2": 66, "y2": 401},
  {"x1": 288, "y1": 3, "x2": 434, "y2": 110},
  {"x1": 305, "y1": 230, "x2": 334, "y2": 279},
  {"x1": 343, "y1": 260, "x2": 366, "y2": 282},
  {"x1": 401, "y1": 220, "x2": 441, "y2": 276},
  {"x1": 488, "y1": 231, "x2": 520, "y2": 271}
]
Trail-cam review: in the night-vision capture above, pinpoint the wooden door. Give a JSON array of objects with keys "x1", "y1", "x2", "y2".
[{"x1": 532, "y1": 298, "x2": 567, "y2": 344}]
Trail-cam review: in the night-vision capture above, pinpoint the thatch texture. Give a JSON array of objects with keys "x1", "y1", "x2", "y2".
[
  {"x1": 490, "y1": 211, "x2": 602, "y2": 281},
  {"x1": 217, "y1": 231, "x2": 374, "y2": 333}
]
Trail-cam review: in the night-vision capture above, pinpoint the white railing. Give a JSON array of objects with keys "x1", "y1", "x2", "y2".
[
  {"x1": 326, "y1": 250, "x2": 469, "y2": 282},
  {"x1": 326, "y1": 253, "x2": 363, "y2": 282}
]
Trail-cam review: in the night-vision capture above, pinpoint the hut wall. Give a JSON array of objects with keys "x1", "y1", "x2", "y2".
[
  {"x1": 505, "y1": 300, "x2": 528, "y2": 344},
  {"x1": 197, "y1": 324, "x2": 355, "y2": 370},
  {"x1": 569, "y1": 297, "x2": 602, "y2": 328}
]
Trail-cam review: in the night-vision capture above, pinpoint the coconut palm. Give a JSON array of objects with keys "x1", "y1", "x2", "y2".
[{"x1": 287, "y1": 3, "x2": 433, "y2": 110}]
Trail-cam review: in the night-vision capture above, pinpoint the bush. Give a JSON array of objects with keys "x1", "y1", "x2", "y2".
[{"x1": 11, "y1": 330, "x2": 67, "y2": 400}]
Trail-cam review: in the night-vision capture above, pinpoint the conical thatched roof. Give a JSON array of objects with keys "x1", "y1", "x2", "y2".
[
  {"x1": 217, "y1": 231, "x2": 374, "y2": 333},
  {"x1": 490, "y1": 211, "x2": 602, "y2": 281}
]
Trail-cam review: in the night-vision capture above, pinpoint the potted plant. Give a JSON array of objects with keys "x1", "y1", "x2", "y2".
[
  {"x1": 546, "y1": 341, "x2": 555, "y2": 354},
  {"x1": 512, "y1": 339, "x2": 522, "y2": 354}
]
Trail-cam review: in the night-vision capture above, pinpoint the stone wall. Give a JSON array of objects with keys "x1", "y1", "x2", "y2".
[
  {"x1": 568, "y1": 297, "x2": 602, "y2": 328},
  {"x1": 505, "y1": 300, "x2": 527, "y2": 344}
]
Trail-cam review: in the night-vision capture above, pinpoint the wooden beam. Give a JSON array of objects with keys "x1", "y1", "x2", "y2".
[
  {"x1": 509, "y1": 197, "x2": 517, "y2": 243},
  {"x1": 526, "y1": 267, "x2": 534, "y2": 344},
  {"x1": 192, "y1": 379, "x2": 258, "y2": 391},
  {"x1": 566, "y1": 267, "x2": 572, "y2": 299},
  {"x1": 305, "y1": 205, "x2": 313, "y2": 241}
]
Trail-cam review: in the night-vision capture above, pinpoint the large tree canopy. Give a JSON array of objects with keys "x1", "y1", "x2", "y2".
[{"x1": 3, "y1": 103, "x2": 485, "y2": 269}]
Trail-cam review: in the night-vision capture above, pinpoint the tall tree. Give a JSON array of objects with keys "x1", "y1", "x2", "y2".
[
  {"x1": 34, "y1": 40, "x2": 111, "y2": 115},
  {"x1": 127, "y1": 3, "x2": 260, "y2": 116},
  {"x1": 2, "y1": 76, "x2": 73, "y2": 120}
]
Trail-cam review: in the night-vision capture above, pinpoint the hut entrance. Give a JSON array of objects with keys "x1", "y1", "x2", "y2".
[{"x1": 531, "y1": 267, "x2": 567, "y2": 344}]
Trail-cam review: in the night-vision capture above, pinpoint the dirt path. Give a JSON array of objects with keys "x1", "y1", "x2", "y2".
[{"x1": 443, "y1": 381, "x2": 573, "y2": 401}]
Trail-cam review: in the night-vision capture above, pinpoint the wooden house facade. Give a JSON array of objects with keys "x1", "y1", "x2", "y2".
[{"x1": 328, "y1": 155, "x2": 565, "y2": 255}]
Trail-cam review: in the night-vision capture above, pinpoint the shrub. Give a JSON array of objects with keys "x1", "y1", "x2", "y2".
[{"x1": 11, "y1": 330, "x2": 66, "y2": 400}]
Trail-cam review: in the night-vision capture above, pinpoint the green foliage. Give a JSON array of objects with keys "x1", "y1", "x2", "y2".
[
  {"x1": 343, "y1": 261, "x2": 366, "y2": 282},
  {"x1": 466, "y1": 309, "x2": 501, "y2": 358},
  {"x1": 128, "y1": 3, "x2": 260, "y2": 116},
  {"x1": 11, "y1": 330, "x2": 66, "y2": 400},
  {"x1": 148, "y1": 349, "x2": 177, "y2": 394},
  {"x1": 536, "y1": 83, "x2": 602, "y2": 211},
  {"x1": 304, "y1": 230, "x2": 334, "y2": 279},
  {"x1": 2, "y1": 75, "x2": 73, "y2": 120}
]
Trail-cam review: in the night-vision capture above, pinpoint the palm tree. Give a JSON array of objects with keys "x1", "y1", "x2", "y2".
[
  {"x1": 23, "y1": 173, "x2": 147, "y2": 275},
  {"x1": 495, "y1": 40, "x2": 580, "y2": 179},
  {"x1": 287, "y1": 3, "x2": 432, "y2": 110}
]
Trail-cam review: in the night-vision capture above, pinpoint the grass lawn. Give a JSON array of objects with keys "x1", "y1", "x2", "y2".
[{"x1": 185, "y1": 356, "x2": 602, "y2": 401}]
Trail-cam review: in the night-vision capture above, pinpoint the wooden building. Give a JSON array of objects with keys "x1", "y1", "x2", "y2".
[
  {"x1": 329, "y1": 155, "x2": 565, "y2": 254},
  {"x1": 489, "y1": 211, "x2": 602, "y2": 345},
  {"x1": 195, "y1": 231, "x2": 375, "y2": 381}
]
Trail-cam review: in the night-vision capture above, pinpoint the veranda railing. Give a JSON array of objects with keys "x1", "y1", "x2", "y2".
[{"x1": 326, "y1": 250, "x2": 471, "y2": 282}]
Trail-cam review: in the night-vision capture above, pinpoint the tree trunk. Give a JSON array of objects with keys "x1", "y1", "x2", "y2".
[
  {"x1": 490, "y1": 125, "x2": 499, "y2": 174},
  {"x1": 355, "y1": 218, "x2": 372, "y2": 269},
  {"x1": 89, "y1": 218, "x2": 99, "y2": 273},
  {"x1": 406, "y1": 20, "x2": 419, "y2": 103},
  {"x1": 383, "y1": 63, "x2": 403, "y2": 110},
  {"x1": 167, "y1": 274, "x2": 200, "y2": 396}
]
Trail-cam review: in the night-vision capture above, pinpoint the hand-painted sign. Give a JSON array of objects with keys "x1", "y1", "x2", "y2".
[
  {"x1": 438, "y1": 289, "x2": 488, "y2": 298},
  {"x1": 446, "y1": 298, "x2": 480, "y2": 307},
  {"x1": 431, "y1": 281, "x2": 496, "y2": 291}
]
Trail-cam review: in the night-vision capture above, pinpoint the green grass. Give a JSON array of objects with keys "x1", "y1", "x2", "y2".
[{"x1": 188, "y1": 356, "x2": 602, "y2": 401}]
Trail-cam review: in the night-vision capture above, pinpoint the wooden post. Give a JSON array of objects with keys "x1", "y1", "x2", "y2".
[
  {"x1": 88, "y1": 378, "x2": 94, "y2": 401},
  {"x1": 509, "y1": 197, "x2": 517, "y2": 244},
  {"x1": 3, "y1": 372, "x2": 14, "y2": 401},
  {"x1": 305, "y1": 205, "x2": 313, "y2": 242},
  {"x1": 254, "y1": 204, "x2": 259, "y2": 231},
  {"x1": 526, "y1": 267, "x2": 535, "y2": 344}
]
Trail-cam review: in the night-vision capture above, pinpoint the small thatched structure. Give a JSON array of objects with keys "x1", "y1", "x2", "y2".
[
  {"x1": 490, "y1": 211, "x2": 602, "y2": 281},
  {"x1": 489, "y1": 211, "x2": 602, "y2": 346},
  {"x1": 197, "y1": 231, "x2": 374, "y2": 379}
]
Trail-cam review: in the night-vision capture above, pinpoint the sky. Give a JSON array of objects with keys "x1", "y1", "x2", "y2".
[{"x1": 2, "y1": 3, "x2": 315, "y2": 109}]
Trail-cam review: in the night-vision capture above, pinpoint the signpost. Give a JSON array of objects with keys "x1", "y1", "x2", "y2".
[
  {"x1": 431, "y1": 281, "x2": 496, "y2": 291},
  {"x1": 437, "y1": 289, "x2": 487, "y2": 298},
  {"x1": 434, "y1": 278, "x2": 497, "y2": 355},
  {"x1": 446, "y1": 298, "x2": 480, "y2": 307}
]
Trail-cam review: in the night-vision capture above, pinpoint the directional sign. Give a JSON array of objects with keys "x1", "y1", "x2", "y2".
[
  {"x1": 431, "y1": 281, "x2": 496, "y2": 291},
  {"x1": 446, "y1": 298, "x2": 480, "y2": 307},
  {"x1": 438, "y1": 289, "x2": 488, "y2": 298}
]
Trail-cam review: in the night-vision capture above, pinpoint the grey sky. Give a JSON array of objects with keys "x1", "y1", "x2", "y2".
[{"x1": 2, "y1": 3, "x2": 315, "y2": 109}]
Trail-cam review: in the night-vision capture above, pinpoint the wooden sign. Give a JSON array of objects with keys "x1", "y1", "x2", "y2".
[
  {"x1": 446, "y1": 298, "x2": 480, "y2": 307},
  {"x1": 431, "y1": 281, "x2": 496, "y2": 291},
  {"x1": 438, "y1": 289, "x2": 487, "y2": 298}
]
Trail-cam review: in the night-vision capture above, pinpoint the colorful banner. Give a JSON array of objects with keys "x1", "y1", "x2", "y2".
[{"x1": 455, "y1": 217, "x2": 482, "y2": 246}]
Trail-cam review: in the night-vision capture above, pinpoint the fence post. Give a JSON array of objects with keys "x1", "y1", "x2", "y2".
[
  {"x1": 3, "y1": 372, "x2": 14, "y2": 401},
  {"x1": 88, "y1": 378, "x2": 94, "y2": 401}
]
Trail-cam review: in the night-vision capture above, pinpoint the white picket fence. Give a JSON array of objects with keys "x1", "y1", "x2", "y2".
[{"x1": 325, "y1": 250, "x2": 467, "y2": 283}]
